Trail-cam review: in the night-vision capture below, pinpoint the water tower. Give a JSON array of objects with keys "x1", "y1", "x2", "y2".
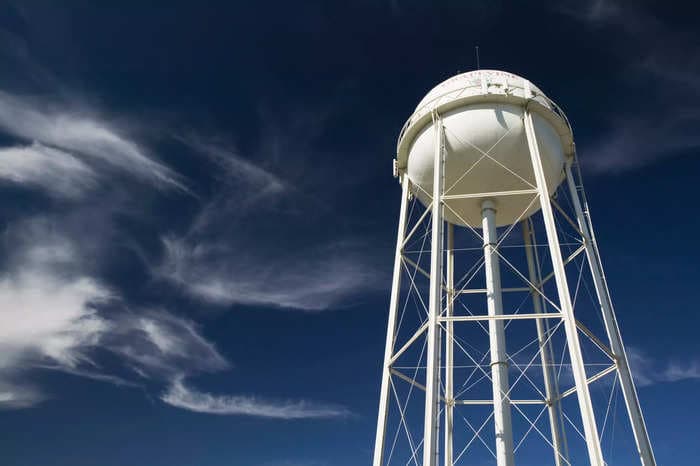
[{"x1": 373, "y1": 70, "x2": 655, "y2": 466}]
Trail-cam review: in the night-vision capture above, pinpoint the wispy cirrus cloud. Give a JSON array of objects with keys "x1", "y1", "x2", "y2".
[
  {"x1": 103, "y1": 310, "x2": 230, "y2": 380},
  {"x1": 179, "y1": 134, "x2": 287, "y2": 195},
  {"x1": 0, "y1": 217, "x2": 352, "y2": 418},
  {"x1": 627, "y1": 347, "x2": 700, "y2": 387},
  {"x1": 0, "y1": 380, "x2": 45, "y2": 409},
  {"x1": 556, "y1": 1, "x2": 700, "y2": 173},
  {"x1": 0, "y1": 223, "x2": 109, "y2": 369},
  {"x1": 0, "y1": 99, "x2": 356, "y2": 415},
  {"x1": 0, "y1": 90, "x2": 186, "y2": 193},
  {"x1": 581, "y1": 113, "x2": 700, "y2": 174},
  {"x1": 0, "y1": 23, "x2": 186, "y2": 194},
  {"x1": 161, "y1": 377, "x2": 351, "y2": 419},
  {"x1": 156, "y1": 136, "x2": 385, "y2": 312},
  {"x1": 0, "y1": 142, "x2": 97, "y2": 198},
  {"x1": 159, "y1": 235, "x2": 382, "y2": 311},
  {"x1": 0, "y1": 219, "x2": 112, "y2": 407},
  {"x1": 0, "y1": 31, "x2": 356, "y2": 415}
]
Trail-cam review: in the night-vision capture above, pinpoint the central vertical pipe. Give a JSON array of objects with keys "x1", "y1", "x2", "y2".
[{"x1": 482, "y1": 199, "x2": 515, "y2": 466}]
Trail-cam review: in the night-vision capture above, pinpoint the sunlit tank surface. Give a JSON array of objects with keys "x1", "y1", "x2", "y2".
[{"x1": 396, "y1": 69, "x2": 574, "y2": 227}]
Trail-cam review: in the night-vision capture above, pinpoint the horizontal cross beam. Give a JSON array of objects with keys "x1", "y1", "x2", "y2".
[
  {"x1": 441, "y1": 188, "x2": 538, "y2": 201},
  {"x1": 440, "y1": 313, "x2": 563, "y2": 322}
]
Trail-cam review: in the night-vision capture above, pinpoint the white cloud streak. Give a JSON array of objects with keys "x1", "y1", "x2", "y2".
[
  {"x1": 160, "y1": 236, "x2": 382, "y2": 311},
  {"x1": 0, "y1": 57, "x2": 357, "y2": 413},
  {"x1": 161, "y1": 377, "x2": 351, "y2": 419},
  {"x1": 557, "y1": 0, "x2": 700, "y2": 173},
  {"x1": 0, "y1": 217, "x2": 352, "y2": 418},
  {"x1": 627, "y1": 347, "x2": 700, "y2": 387},
  {"x1": 0, "y1": 219, "x2": 228, "y2": 409},
  {"x1": 156, "y1": 138, "x2": 384, "y2": 311},
  {"x1": 0, "y1": 142, "x2": 97, "y2": 198},
  {"x1": 0, "y1": 90, "x2": 186, "y2": 192},
  {"x1": 582, "y1": 115, "x2": 700, "y2": 174},
  {"x1": 180, "y1": 135, "x2": 287, "y2": 193},
  {"x1": 0, "y1": 222, "x2": 111, "y2": 407},
  {"x1": 0, "y1": 380, "x2": 46, "y2": 409},
  {"x1": 0, "y1": 232, "x2": 110, "y2": 372},
  {"x1": 0, "y1": 273, "x2": 108, "y2": 368},
  {"x1": 104, "y1": 311, "x2": 230, "y2": 379}
]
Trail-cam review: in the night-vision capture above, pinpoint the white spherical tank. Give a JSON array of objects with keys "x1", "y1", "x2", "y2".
[{"x1": 396, "y1": 70, "x2": 575, "y2": 227}]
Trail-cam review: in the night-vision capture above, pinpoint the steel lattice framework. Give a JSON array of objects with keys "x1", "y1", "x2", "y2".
[{"x1": 372, "y1": 108, "x2": 656, "y2": 466}]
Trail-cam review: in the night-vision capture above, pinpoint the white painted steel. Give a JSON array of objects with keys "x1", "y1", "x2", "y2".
[
  {"x1": 397, "y1": 70, "x2": 573, "y2": 227},
  {"x1": 565, "y1": 162, "x2": 657, "y2": 466},
  {"x1": 522, "y1": 218, "x2": 568, "y2": 466},
  {"x1": 444, "y1": 223, "x2": 454, "y2": 466},
  {"x1": 389, "y1": 322, "x2": 428, "y2": 366},
  {"x1": 376, "y1": 69, "x2": 656, "y2": 466},
  {"x1": 482, "y1": 199, "x2": 515, "y2": 466},
  {"x1": 441, "y1": 313, "x2": 563, "y2": 322},
  {"x1": 422, "y1": 115, "x2": 445, "y2": 466},
  {"x1": 558, "y1": 365, "x2": 618, "y2": 400},
  {"x1": 523, "y1": 108, "x2": 605, "y2": 466},
  {"x1": 372, "y1": 175, "x2": 410, "y2": 466}
]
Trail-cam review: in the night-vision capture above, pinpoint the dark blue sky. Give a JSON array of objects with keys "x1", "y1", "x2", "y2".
[{"x1": 0, "y1": 1, "x2": 698, "y2": 465}]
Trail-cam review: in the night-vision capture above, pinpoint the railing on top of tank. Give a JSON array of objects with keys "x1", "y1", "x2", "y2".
[{"x1": 396, "y1": 83, "x2": 573, "y2": 155}]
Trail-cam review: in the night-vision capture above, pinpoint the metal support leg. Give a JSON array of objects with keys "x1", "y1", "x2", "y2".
[
  {"x1": 444, "y1": 223, "x2": 454, "y2": 466},
  {"x1": 523, "y1": 108, "x2": 605, "y2": 466},
  {"x1": 373, "y1": 175, "x2": 411, "y2": 466},
  {"x1": 565, "y1": 162, "x2": 657, "y2": 466},
  {"x1": 522, "y1": 218, "x2": 568, "y2": 466},
  {"x1": 482, "y1": 199, "x2": 515, "y2": 466},
  {"x1": 423, "y1": 114, "x2": 445, "y2": 466}
]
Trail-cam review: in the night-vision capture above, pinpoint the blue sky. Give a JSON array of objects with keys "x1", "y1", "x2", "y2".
[{"x1": 0, "y1": 1, "x2": 698, "y2": 465}]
